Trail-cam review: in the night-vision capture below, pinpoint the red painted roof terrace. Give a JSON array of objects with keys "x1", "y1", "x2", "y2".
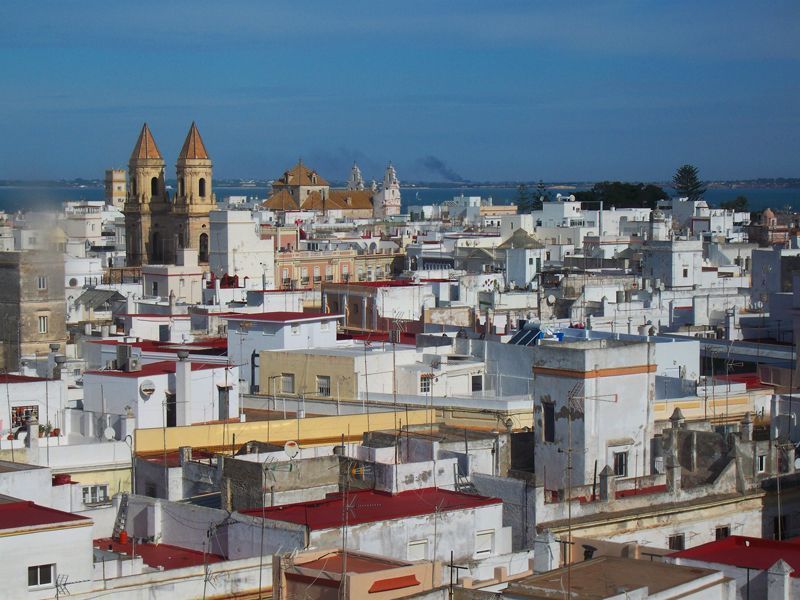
[
  {"x1": 84, "y1": 360, "x2": 228, "y2": 379},
  {"x1": 671, "y1": 535, "x2": 800, "y2": 576},
  {"x1": 0, "y1": 501, "x2": 91, "y2": 531},
  {"x1": 95, "y1": 538, "x2": 224, "y2": 570},
  {"x1": 241, "y1": 487, "x2": 500, "y2": 531},
  {"x1": 0, "y1": 374, "x2": 49, "y2": 384},
  {"x1": 222, "y1": 311, "x2": 342, "y2": 323}
]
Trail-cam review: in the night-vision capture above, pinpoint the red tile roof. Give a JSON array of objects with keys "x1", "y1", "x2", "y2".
[
  {"x1": 0, "y1": 501, "x2": 91, "y2": 530},
  {"x1": 95, "y1": 538, "x2": 223, "y2": 570},
  {"x1": 241, "y1": 488, "x2": 500, "y2": 531},
  {"x1": 222, "y1": 311, "x2": 342, "y2": 323},
  {"x1": 0, "y1": 374, "x2": 49, "y2": 384},
  {"x1": 130, "y1": 123, "x2": 162, "y2": 161},
  {"x1": 178, "y1": 122, "x2": 209, "y2": 160},
  {"x1": 83, "y1": 360, "x2": 228, "y2": 379},
  {"x1": 368, "y1": 574, "x2": 421, "y2": 593},
  {"x1": 671, "y1": 536, "x2": 800, "y2": 576}
]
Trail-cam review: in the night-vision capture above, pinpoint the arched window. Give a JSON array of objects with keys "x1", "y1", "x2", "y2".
[
  {"x1": 150, "y1": 177, "x2": 159, "y2": 197},
  {"x1": 179, "y1": 177, "x2": 185, "y2": 196},
  {"x1": 132, "y1": 178, "x2": 137, "y2": 196},
  {"x1": 198, "y1": 178, "x2": 206, "y2": 198},
  {"x1": 199, "y1": 233, "x2": 209, "y2": 263}
]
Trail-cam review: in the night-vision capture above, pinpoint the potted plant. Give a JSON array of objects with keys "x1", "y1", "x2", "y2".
[{"x1": 51, "y1": 427, "x2": 60, "y2": 437}]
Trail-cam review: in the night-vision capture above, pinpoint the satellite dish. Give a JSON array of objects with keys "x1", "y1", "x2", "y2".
[
  {"x1": 284, "y1": 440, "x2": 300, "y2": 459},
  {"x1": 139, "y1": 379, "x2": 156, "y2": 399},
  {"x1": 103, "y1": 427, "x2": 116, "y2": 441}
]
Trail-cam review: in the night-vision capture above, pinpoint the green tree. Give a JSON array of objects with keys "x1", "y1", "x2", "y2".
[
  {"x1": 516, "y1": 183, "x2": 533, "y2": 213},
  {"x1": 672, "y1": 164, "x2": 706, "y2": 201},
  {"x1": 533, "y1": 179, "x2": 549, "y2": 210},
  {"x1": 720, "y1": 195, "x2": 748, "y2": 211},
  {"x1": 573, "y1": 181, "x2": 668, "y2": 209}
]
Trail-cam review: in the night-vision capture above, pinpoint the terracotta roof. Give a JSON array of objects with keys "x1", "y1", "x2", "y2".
[
  {"x1": 273, "y1": 162, "x2": 329, "y2": 187},
  {"x1": 263, "y1": 188, "x2": 299, "y2": 211},
  {"x1": 130, "y1": 123, "x2": 163, "y2": 161},
  {"x1": 178, "y1": 121, "x2": 210, "y2": 160},
  {"x1": 324, "y1": 189, "x2": 375, "y2": 211}
]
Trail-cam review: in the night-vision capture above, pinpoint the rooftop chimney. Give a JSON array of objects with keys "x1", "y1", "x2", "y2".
[{"x1": 175, "y1": 350, "x2": 191, "y2": 427}]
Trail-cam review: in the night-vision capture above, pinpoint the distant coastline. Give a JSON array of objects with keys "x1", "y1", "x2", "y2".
[{"x1": 2, "y1": 177, "x2": 799, "y2": 190}]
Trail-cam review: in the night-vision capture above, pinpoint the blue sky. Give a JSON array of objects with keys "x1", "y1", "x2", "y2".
[{"x1": 0, "y1": 1, "x2": 797, "y2": 182}]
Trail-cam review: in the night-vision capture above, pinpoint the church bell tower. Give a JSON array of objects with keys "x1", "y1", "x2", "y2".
[
  {"x1": 173, "y1": 122, "x2": 214, "y2": 264},
  {"x1": 123, "y1": 123, "x2": 168, "y2": 266}
]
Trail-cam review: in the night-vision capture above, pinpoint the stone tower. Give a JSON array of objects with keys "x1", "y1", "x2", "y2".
[
  {"x1": 372, "y1": 163, "x2": 401, "y2": 218},
  {"x1": 172, "y1": 122, "x2": 214, "y2": 264},
  {"x1": 347, "y1": 162, "x2": 365, "y2": 191},
  {"x1": 124, "y1": 123, "x2": 168, "y2": 266},
  {"x1": 104, "y1": 169, "x2": 127, "y2": 210}
]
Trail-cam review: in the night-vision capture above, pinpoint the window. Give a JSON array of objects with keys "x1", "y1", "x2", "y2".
[
  {"x1": 471, "y1": 374, "x2": 483, "y2": 392},
  {"x1": 28, "y1": 564, "x2": 54, "y2": 588},
  {"x1": 715, "y1": 526, "x2": 730, "y2": 540},
  {"x1": 152, "y1": 281, "x2": 159, "y2": 296},
  {"x1": 668, "y1": 534, "x2": 685, "y2": 551},
  {"x1": 682, "y1": 268, "x2": 688, "y2": 278},
  {"x1": 165, "y1": 392, "x2": 176, "y2": 428},
  {"x1": 36, "y1": 276, "x2": 47, "y2": 290},
  {"x1": 528, "y1": 257, "x2": 534, "y2": 265},
  {"x1": 282, "y1": 373, "x2": 295, "y2": 394},
  {"x1": 199, "y1": 233, "x2": 209, "y2": 263},
  {"x1": 82, "y1": 484, "x2": 109, "y2": 505},
  {"x1": 613, "y1": 451, "x2": 628, "y2": 477},
  {"x1": 69, "y1": 277, "x2": 78, "y2": 287},
  {"x1": 317, "y1": 375, "x2": 331, "y2": 397},
  {"x1": 199, "y1": 177, "x2": 207, "y2": 198},
  {"x1": 218, "y1": 386, "x2": 231, "y2": 420},
  {"x1": 38, "y1": 315, "x2": 48, "y2": 334},
  {"x1": 419, "y1": 374, "x2": 432, "y2": 394},
  {"x1": 757, "y1": 454, "x2": 766, "y2": 473},
  {"x1": 475, "y1": 530, "x2": 494, "y2": 556},
  {"x1": 11, "y1": 405, "x2": 38, "y2": 429},
  {"x1": 150, "y1": 176, "x2": 159, "y2": 196},
  {"x1": 407, "y1": 539, "x2": 429, "y2": 561},
  {"x1": 313, "y1": 266, "x2": 321, "y2": 282},
  {"x1": 543, "y1": 402, "x2": 555, "y2": 443}
]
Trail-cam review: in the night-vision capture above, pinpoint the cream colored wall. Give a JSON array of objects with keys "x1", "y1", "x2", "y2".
[
  {"x1": 135, "y1": 409, "x2": 434, "y2": 453},
  {"x1": 259, "y1": 351, "x2": 357, "y2": 401}
]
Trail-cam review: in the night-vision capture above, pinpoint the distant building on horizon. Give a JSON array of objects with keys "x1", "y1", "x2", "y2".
[{"x1": 263, "y1": 161, "x2": 401, "y2": 219}]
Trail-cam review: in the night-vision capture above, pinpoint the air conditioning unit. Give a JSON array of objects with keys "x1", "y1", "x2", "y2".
[{"x1": 127, "y1": 357, "x2": 141, "y2": 372}]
